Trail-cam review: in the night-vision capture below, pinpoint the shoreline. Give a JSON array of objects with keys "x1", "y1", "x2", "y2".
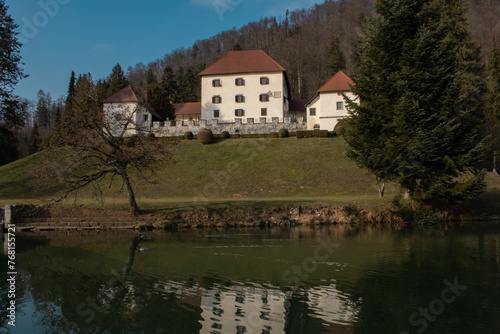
[{"x1": 3, "y1": 203, "x2": 499, "y2": 232}]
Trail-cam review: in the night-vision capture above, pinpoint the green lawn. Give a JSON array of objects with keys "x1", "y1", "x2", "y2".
[{"x1": 0, "y1": 137, "x2": 498, "y2": 212}]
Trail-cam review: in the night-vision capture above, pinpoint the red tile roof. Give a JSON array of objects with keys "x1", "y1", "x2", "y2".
[
  {"x1": 174, "y1": 102, "x2": 201, "y2": 116},
  {"x1": 199, "y1": 50, "x2": 285, "y2": 76},
  {"x1": 289, "y1": 99, "x2": 309, "y2": 112},
  {"x1": 317, "y1": 71, "x2": 354, "y2": 93},
  {"x1": 102, "y1": 85, "x2": 139, "y2": 103}
]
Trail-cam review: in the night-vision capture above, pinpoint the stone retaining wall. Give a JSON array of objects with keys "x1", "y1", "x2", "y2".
[{"x1": 152, "y1": 117, "x2": 307, "y2": 137}]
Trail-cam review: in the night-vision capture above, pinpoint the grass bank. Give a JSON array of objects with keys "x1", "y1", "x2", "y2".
[{"x1": 0, "y1": 137, "x2": 498, "y2": 218}]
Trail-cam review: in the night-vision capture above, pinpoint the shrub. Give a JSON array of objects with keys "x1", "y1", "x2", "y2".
[
  {"x1": 268, "y1": 132, "x2": 279, "y2": 138},
  {"x1": 296, "y1": 131, "x2": 313, "y2": 139},
  {"x1": 197, "y1": 129, "x2": 214, "y2": 144},
  {"x1": 148, "y1": 133, "x2": 156, "y2": 139},
  {"x1": 334, "y1": 119, "x2": 350, "y2": 135},
  {"x1": 221, "y1": 131, "x2": 230, "y2": 139},
  {"x1": 296, "y1": 130, "x2": 329, "y2": 138},
  {"x1": 313, "y1": 130, "x2": 329, "y2": 138},
  {"x1": 230, "y1": 134, "x2": 241, "y2": 139},
  {"x1": 184, "y1": 131, "x2": 194, "y2": 140},
  {"x1": 335, "y1": 126, "x2": 345, "y2": 136},
  {"x1": 241, "y1": 133, "x2": 268, "y2": 138},
  {"x1": 279, "y1": 128, "x2": 289, "y2": 138}
]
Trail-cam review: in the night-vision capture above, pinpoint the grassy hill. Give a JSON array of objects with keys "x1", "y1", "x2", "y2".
[{"x1": 1, "y1": 137, "x2": 499, "y2": 212}]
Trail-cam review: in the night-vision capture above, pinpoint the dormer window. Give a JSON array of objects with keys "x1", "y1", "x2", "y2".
[
  {"x1": 260, "y1": 77, "x2": 269, "y2": 85},
  {"x1": 212, "y1": 79, "x2": 222, "y2": 87},
  {"x1": 235, "y1": 78, "x2": 245, "y2": 86},
  {"x1": 260, "y1": 94, "x2": 270, "y2": 102},
  {"x1": 235, "y1": 95, "x2": 245, "y2": 103}
]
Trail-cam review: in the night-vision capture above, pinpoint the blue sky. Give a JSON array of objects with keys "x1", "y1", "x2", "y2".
[{"x1": 6, "y1": 0, "x2": 325, "y2": 101}]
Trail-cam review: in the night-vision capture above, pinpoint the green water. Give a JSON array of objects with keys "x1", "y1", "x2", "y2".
[{"x1": 1, "y1": 224, "x2": 499, "y2": 334}]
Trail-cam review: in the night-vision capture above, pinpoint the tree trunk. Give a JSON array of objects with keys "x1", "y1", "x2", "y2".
[
  {"x1": 120, "y1": 171, "x2": 139, "y2": 216},
  {"x1": 494, "y1": 154, "x2": 499, "y2": 176},
  {"x1": 378, "y1": 181, "x2": 385, "y2": 198}
]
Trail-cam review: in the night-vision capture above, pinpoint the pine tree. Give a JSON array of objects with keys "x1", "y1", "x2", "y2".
[
  {"x1": 485, "y1": 40, "x2": 500, "y2": 174},
  {"x1": 346, "y1": 0, "x2": 488, "y2": 206},
  {"x1": 0, "y1": 0, "x2": 25, "y2": 110},
  {"x1": 28, "y1": 122, "x2": 41, "y2": 155},
  {"x1": 327, "y1": 37, "x2": 346, "y2": 77},
  {"x1": 160, "y1": 66, "x2": 178, "y2": 102},
  {"x1": 62, "y1": 71, "x2": 76, "y2": 136},
  {"x1": 96, "y1": 79, "x2": 111, "y2": 104},
  {"x1": 36, "y1": 89, "x2": 50, "y2": 129},
  {"x1": 143, "y1": 67, "x2": 176, "y2": 121},
  {"x1": 175, "y1": 67, "x2": 190, "y2": 103},
  {"x1": 0, "y1": 0, "x2": 25, "y2": 165},
  {"x1": 109, "y1": 63, "x2": 129, "y2": 94}
]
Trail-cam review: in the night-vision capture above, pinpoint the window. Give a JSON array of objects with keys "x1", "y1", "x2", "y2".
[
  {"x1": 212, "y1": 95, "x2": 222, "y2": 104},
  {"x1": 143, "y1": 115, "x2": 149, "y2": 122},
  {"x1": 235, "y1": 109, "x2": 245, "y2": 117},
  {"x1": 274, "y1": 91, "x2": 281, "y2": 98},
  {"x1": 260, "y1": 77, "x2": 269, "y2": 85},
  {"x1": 212, "y1": 79, "x2": 222, "y2": 87},
  {"x1": 260, "y1": 94, "x2": 270, "y2": 102},
  {"x1": 337, "y1": 101, "x2": 344, "y2": 110},
  {"x1": 235, "y1": 95, "x2": 245, "y2": 103},
  {"x1": 235, "y1": 78, "x2": 245, "y2": 86},
  {"x1": 310, "y1": 108, "x2": 316, "y2": 116},
  {"x1": 213, "y1": 110, "x2": 219, "y2": 118},
  {"x1": 261, "y1": 108, "x2": 267, "y2": 116}
]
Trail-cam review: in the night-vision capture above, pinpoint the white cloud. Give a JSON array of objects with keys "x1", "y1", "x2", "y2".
[{"x1": 93, "y1": 43, "x2": 113, "y2": 51}]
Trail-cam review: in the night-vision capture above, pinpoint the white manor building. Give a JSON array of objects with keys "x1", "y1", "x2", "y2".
[
  {"x1": 102, "y1": 85, "x2": 162, "y2": 136},
  {"x1": 306, "y1": 71, "x2": 357, "y2": 131},
  {"x1": 199, "y1": 50, "x2": 291, "y2": 124},
  {"x1": 102, "y1": 50, "x2": 357, "y2": 136}
]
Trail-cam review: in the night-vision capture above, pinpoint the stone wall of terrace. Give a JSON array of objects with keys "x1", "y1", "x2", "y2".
[{"x1": 152, "y1": 117, "x2": 307, "y2": 137}]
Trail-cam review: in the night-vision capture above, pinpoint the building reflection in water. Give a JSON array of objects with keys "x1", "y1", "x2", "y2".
[{"x1": 153, "y1": 280, "x2": 354, "y2": 333}]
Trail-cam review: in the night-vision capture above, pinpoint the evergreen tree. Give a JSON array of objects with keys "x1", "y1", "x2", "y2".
[
  {"x1": 0, "y1": 124, "x2": 17, "y2": 165},
  {"x1": 36, "y1": 89, "x2": 50, "y2": 129},
  {"x1": 327, "y1": 37, "x2": 346, "y2": 77},
  {"x1": 63, "y1": 71, "x2": 76, "y2": 135},
  {"x1": 175, "y1": 67, "x2": 190, "y2": 103},
  {"x1": 0, "y1": 0, "x2": 25, "y2": 111},
  {"x1": 50, "y1": 106, "x2": 62, "y2": 147},
  {"x1": 96, "y1": 79, "x2": 111, "y2": 104},
  {"x1": 144, "y1": 68, "x2": 157, "y2": 88},
  {"x1": 0, "y1": 0, "x2": 25, "y2": 165},
  {"x1": 28, "y1": 122, "x2": 41, "y2": 155},
  {"x1": 109, "y1": 63, "x2": 129, "y2": 94},
  {"x1": 143, "y1": 68, "x2": 175, "y2": 120},
  {"x1": 160, "y1": 66, "x2": 178, "y2": 102},
  {"x1": 345, "y1": 0, "x2": 488, "y2": 206},
  {"x1": 485, "y1": 40, "x2": 500, "y2": 174}
]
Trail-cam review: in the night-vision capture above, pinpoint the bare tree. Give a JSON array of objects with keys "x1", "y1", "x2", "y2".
[{"x1": 42, "y1": 74, "x2": 174, "y2": 216}]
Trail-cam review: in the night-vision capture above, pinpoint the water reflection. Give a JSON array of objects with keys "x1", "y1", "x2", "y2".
[{"x1": 1, "y1": 224, "x2": 499, "y2": 333}]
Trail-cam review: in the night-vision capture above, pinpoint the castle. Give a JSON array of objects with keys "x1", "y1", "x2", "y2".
[{"x1": 103, "y1": 50, "x2": 357, "y2": 137}]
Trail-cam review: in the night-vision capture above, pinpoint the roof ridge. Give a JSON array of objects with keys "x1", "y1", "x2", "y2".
[{"x1": 199, "y1": 50, "x2": 285, "y2": 76}]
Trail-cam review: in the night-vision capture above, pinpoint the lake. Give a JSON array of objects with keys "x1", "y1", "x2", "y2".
[{"x1": 1, "y1": 224, "x2": 499, "y2": 333}]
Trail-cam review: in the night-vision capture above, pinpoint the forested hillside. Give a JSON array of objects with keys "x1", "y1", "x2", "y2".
[{"x1": 126, "y1": 0, "x2": 500, "y2": 101}]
